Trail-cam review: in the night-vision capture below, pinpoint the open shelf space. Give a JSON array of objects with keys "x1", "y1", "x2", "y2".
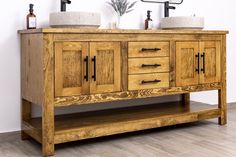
[{"x1": 24, "y1": 101, "x2": 220, "y2": 144}]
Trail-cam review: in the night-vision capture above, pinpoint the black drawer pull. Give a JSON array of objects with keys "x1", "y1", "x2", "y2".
[
  {"x1": 141, "y1": 79, "x2": 161, "y2": 84},
  {"x1": 84, "y1": 56, "x2": 89, "y2": 81},
  {"x1": 201, "y1": 52, "x2": 205, "y2": 73},
  {"x1": 195, "y1": 53, "x2": 200, "y2": 74},
  {"x1": 92, "y1": 56, "x2": 96, "y2": 81},
  {"x1": 141, "y1": 64, "x2": 161, "y2": 68},
  {"x1": 141, "y1": 48, "x2": 161, "y2": 52}
]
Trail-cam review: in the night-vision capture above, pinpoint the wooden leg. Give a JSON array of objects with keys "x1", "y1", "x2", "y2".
[
  {"x1": 218, "y1": 88, "x2": 227, "y2": 125},
  {"x1": 42, "y1": 102, "x2": 55, "y2": 156},
  {"x1": 181, "y1": 93, "x2": 190, "y2": 109},
  {"x1": 42, "y1": 34, "x2": 55, "y2": 156},
  {"x1": 21, "y1": 99, "x2": 31, "y2": 140},
  {"x1": 219, "y1": 34, "x2": 227, "y2": 125}
]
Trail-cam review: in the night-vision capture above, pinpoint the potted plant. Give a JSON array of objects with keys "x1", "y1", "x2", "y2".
[{"x1": 106, "y1": 0, "x2": 137, "y2": 28}]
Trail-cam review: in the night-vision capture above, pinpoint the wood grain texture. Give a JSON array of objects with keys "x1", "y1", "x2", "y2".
[
  {"x1": 2, "y1": 104, "x2": 236, "y2": 157},
  {"x1": 25, "y1": 101, "x2": 220, "y2": 144},
  {"x1": 128, "y1": 57, "x2": 169, "y2": 74},
  {"x1": 128, "y1": 73, "x2": 169, "y2": 91},
  {"x1": 218, "y1": 35, "x2": 227, "y2": 125},
  {"x1": 199, "y1": 41, "x2": 221, "y2": 84},
  {"x1": 22, "y1": 121, "x2": 42, "y2": 144},
  {"x1": 54, "y1": 83, "x2": 222, "y2": 107},
  {"x1": 121, "y1": 42, "x2": 128, "y2": 91},
  {"x1": 52, "y1": 34, "x2": 223, "y2": 43},
  {"x1": 42, "y1": 34, "x2": 55, "y2": 156},
  {"x1": 19, "y1": 29, "x2": 228, "y2": 156},
  {"x1": 176, "y1": 42, "x2": 199, "y2": 86},
  {"x1": 128, "y1": 42, "x2": 169, "y2": 58},
  {"x1": 18, "y1": 28, "x2": 229, "y2": 35},
  {"x1": 21, "y1": 34, "x2": 44, "y2": 105},
  {"x1": 55, "y1": 42, "x2": 89, "y2": 97},
  {"x1": 90, "y1": 42, "x2": 121, "y2": 94},
  {"x1": 21, "y1": 99, "x2": 32, "y2": 140},
  {"x1": 182, "y1": 93, "x2": 190, "y2": 108},
  {"x1": 169, "y1": 40, "x2": 176, "y2": 87}
]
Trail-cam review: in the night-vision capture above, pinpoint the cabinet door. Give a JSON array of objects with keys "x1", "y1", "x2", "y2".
[
  {"x1": 176, "y1": 42, "x2": 199, "y2": 86},
  {"x1": 90, "y1": 42, "x2": 121, "y2": 94},
  {"x1": 55, "y1": 42, "x2": 89, "y2": 97},
  {"x1": 199, "y1": 41, "x2": 221, "y2": 84}
]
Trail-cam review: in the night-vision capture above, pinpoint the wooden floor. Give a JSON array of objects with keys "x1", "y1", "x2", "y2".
[{"x1": 0, "y1": 103, "x2": 236, "y2": 157}]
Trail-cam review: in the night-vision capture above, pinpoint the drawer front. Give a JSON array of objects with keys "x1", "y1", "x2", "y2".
[
  {"x1": 128, "y1": 73, "x2": 169, "y2": 90},
  {"x1": 128, "y1": 42, "x2": 169, "y2": 58},
  {"x1": 128, "y1": 57, "x2": 169, "y2": 74}
]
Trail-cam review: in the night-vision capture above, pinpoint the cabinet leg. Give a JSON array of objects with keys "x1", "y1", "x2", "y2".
[
  {"x1": 42, "y1": 102, "x2": 55, "y2": 157},
  {"x1": 218, "y1": 89, "x2": 227, "y2": 125},
  {"x1": 21, "y1": 99, "x2": 31, "y2": 140},
  {"x1": 181, "y1": 93, "x2": 190, "y2": 109}
]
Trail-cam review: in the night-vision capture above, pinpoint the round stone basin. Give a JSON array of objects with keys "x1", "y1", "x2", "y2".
[
  {"x1": 160, "y1": 16, "x2": 204, "y2": 29},
  {"x1": 49, "y1": 12, "x2": 101, "y2": 28}
]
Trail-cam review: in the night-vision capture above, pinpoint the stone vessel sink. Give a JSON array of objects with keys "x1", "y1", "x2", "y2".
[
  {"x1": 49, "y1": 12, "x2": 101, "y2": 28},
  {"x1": 160, "y1": 16, "x2": 204, "y2": 29}
]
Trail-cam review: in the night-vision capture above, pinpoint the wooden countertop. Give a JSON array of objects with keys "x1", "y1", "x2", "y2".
[{"x1": 18, "y1": 28, "x2": 229, "y2": 35}]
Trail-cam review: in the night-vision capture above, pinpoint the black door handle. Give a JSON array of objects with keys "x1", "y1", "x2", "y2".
[
  {"x1": 195, "y1": 53, "x2": 200, "y2": 74},
  {"x1": 92, "y1": 56, "x2": 96, "y2": 81},
  {"x1": 141, "y1": 48, "x2": 161, "y2": 52},
  {"x1": 141, "y1": 79, "x2": 161, "y2": 84},
  {"x1": 141, "y1": 64, "x2": 161, "y2": 68},
  {"x1": 84, "y1": 56, "x2": 89, "y2": 81},
  {"x1": 201, "y1": 52, "x2": 205, "y2": 73}
]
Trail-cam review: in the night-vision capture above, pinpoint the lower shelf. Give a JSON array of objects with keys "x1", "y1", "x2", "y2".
[{"x1": 23, "y1": 101, "x2": 220, "y2": 145}]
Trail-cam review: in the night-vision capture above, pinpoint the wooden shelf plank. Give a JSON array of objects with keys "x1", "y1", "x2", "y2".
[
  {"x1": 22, "y1": 121, "x2": 42, "y2": 143},
  {"x1": 27, "y1": 101, "x2": 220, "y2": 144}
]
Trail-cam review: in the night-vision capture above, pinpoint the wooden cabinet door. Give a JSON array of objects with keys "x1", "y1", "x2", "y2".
[
  {"x1": 199, "y1": 41, "x2": 221, "y2": 84},
  {"x1": 55, "y1": 42, "x2": 89, "y2": 97},
  {"x1": 90, "y1": 42, "x2": 121, "y2": 94},
  {"x1": 176, "y1": 42, "x2": 199, "y2": 86}
]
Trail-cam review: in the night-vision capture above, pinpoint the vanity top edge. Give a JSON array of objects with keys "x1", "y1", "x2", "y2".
[{"x1": 18, "y1": 28, "x2": 229, "y2": 35}]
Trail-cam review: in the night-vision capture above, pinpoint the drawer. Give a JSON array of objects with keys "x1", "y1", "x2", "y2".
[
  {"x1": 128, "y1": 57, "x2": 169, "y2": 74},
  {"x1": 128, "y1": 73, "x2": 169, "y2": 90},
  {"x1": 128, "y1": 42, "x2": 169, "y2": 58}
]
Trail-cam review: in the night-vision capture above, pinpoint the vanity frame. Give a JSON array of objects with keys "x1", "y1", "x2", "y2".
[{"x1": 19, "y1": 29, "x2": 228, "y2": 156}]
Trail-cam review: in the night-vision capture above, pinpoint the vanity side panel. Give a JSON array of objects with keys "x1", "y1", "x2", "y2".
[{"x1": 21, "y1": 33, "x2": 44, "y2": 105}]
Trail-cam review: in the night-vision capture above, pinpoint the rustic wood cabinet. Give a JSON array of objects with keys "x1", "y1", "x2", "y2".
[
  {"x1": 55, "y1": 42, "x2": 89, "y2": 96},
  {"x1": 90, "y1": 42, "x2": 121, "y2": 94},
  {"x1": 176, "y1": 41, "x2": 221, "y2": 86},
  {"x1": 55, "y1": 41, "x2": 121, "y2": 96},
  {"x1": 19, "y1": 29, "x2": 228, "y2": 156}
]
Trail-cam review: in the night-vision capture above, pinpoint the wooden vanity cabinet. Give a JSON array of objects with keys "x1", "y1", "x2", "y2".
[
  {"x1": 90, "y1": 42, "x2": 121, "y2": 94},
  {"x1": 55, "y1": 41, "x2": 121, "y2": 97},
  {"x1": 176, "y1": 41, "x2": 221, "y2": 86},
  {"x1": 55, "y1": 42, "x2": 89, "y2": 96},
  {"x1": 19, "y1": 29, "x2": 228, "y2": 157}
]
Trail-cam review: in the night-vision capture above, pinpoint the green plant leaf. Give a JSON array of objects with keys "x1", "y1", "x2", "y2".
[
  {"x1": 126, "y1": 9, "x2": 134, "y2": 13},
  {"x1": 106, "y1": 0, "x2": 137, "y2": 16},
  {"x1": 128, "y1": 1, "x2": 137, "y2": 9}
]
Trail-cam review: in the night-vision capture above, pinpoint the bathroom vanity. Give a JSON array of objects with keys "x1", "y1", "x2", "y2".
[{"x1": 19, "y1": 28, "x2": 228, "y2": 156}]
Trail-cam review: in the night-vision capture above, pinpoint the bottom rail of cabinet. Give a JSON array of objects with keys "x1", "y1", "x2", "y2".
[{"x1": 22, "y1": 101, "x2": 221, "y2": 146}]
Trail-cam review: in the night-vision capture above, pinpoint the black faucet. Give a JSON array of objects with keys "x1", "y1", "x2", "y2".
[
  {"x1": 61, "y1": 0, "x2": 71, "y2": 12},
  {"x1": 164, "y1": 1, "x2": 175, "y2": 17}
]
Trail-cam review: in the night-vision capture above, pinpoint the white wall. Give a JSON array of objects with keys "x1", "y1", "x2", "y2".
[{"x1": 0, "y1": 0, "x2": 235, "y2": 133}]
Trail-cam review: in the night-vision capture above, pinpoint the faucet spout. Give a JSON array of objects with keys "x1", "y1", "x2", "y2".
[
  {"x1": 164, "y1": 1, "x2": 175, "y2": 17},
  {"x1": 61, "y1": 0, "x2": 71, "y2": 12}
]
